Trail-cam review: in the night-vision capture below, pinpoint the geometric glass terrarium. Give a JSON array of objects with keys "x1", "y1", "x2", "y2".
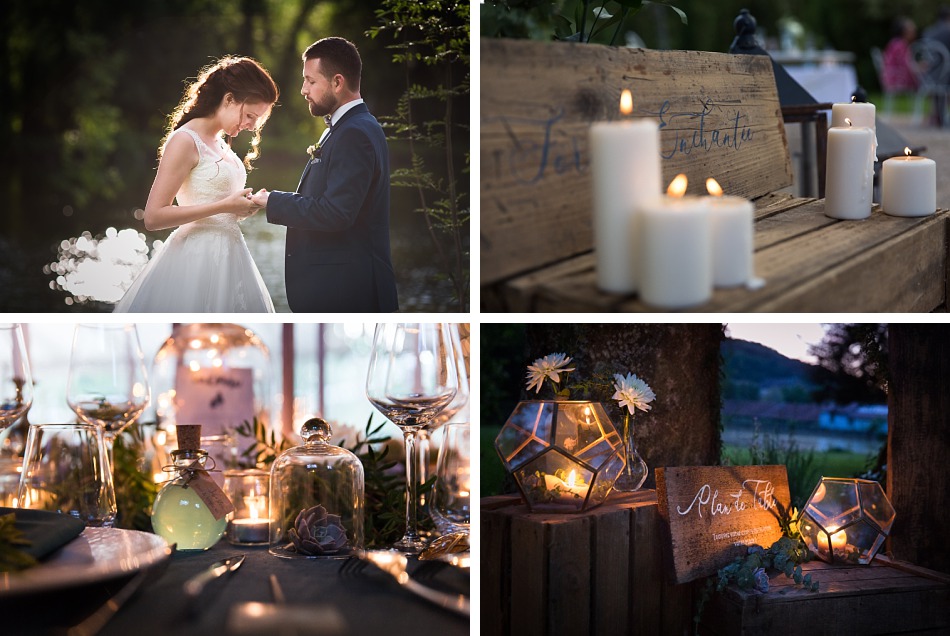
[
  {"x1": 798, "y1": 477, "x2": 896, "y2": 565},
  {"x1": 494, "y1": 401, "x2": 625, "y2": 513}
]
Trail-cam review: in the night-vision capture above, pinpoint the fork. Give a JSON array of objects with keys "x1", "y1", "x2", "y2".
[{"x1": 349, "y1": 550, "x2": 470, "y2": 617}]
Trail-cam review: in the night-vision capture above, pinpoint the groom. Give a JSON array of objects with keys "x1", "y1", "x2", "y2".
[{"x1": 251, "y1": 37, "x2": 398, "y2": 312}]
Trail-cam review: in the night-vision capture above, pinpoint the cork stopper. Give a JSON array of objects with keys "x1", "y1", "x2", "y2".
[{"x1": 176, "y1": 424, "x2": 202, "y2": 451}]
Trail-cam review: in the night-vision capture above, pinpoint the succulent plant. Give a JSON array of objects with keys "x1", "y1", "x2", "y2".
[{"x1": 287, "y1": 505, "x2": 349, "y2": 556}]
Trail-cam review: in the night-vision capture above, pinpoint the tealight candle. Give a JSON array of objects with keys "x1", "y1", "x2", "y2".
[
  {"x1": 543, "y1": 469, "x2": 588, "y2": 502},
  {"x1": 881, "y1": 148, "x2": 937, "y2": 217},
  {"x1": 705, "y1": 178, "x2": 754, "y2": 287},
  {"x1": 824, "y1": 119, "x2": 874, "y2": 220},
  {"x1": 590, "y1": 89, "x2": 662, "y2": 293},
  {"x1": 223, "y1": 468, "x2": 271, "y2": 545},
  {"x1": 639, "y1": 174, "x2": 712, "y2": 308}
]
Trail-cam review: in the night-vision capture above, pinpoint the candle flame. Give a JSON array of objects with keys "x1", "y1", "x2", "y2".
[
  {"x1": 620, "y1": 89, "x2": 633, "y2": 116},
  {"x1": 705, "y1": 178, "x2": 724, "y2": 197},
  {"x1": 904, "y1": 147, "x2": 912, "y2": 156},
  {"x1": 568, "y1": 469, "x2": 577, "y2": 488},
  {"x1": 845, "y1": 118, "x2": 852, "y2": 127},
  {"x1": 667, "y1": 173, "x2": 688, "y2": 198}
]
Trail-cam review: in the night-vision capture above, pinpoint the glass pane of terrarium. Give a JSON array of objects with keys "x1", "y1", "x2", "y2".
[
  {"x1": 847, "y1": 518, "x2": 884, "y2": 565},
  {"x1": 798, "y1": 512, "x2": 827, "y2": 560},
  {"x1": 496, "y1": 401, "x2": 557, "y2": 468},
  {"x1": 858, "y1": 480, "x2": 896, "y2": 533},
  {"x1": 807, "y1": 479, "x2": 862, "y2": 530},
  {"x1": 513, "y1": 448, "x2": 594, "y2": 512}
]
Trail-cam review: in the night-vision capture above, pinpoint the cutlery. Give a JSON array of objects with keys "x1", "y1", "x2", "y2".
[
  {"x1": 184, "y1": 554, "x2": 245, "y2": 598},
  {"x1": 353, "y1": 550, "x2": 470, "y2": 617}
]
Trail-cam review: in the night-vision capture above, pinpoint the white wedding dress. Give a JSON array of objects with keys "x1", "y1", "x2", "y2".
[{"x1": 114, "y1": 127, "x2": 275, "y2": 312}]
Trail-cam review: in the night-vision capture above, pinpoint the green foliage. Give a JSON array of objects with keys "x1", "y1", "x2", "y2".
[
  {"x1": 693, "y1": 527, "x2": 818, "y2": 632},
  {"x1": 112, "y1": 424, "x2": 159, "y2": 532},
  {"x1": 808, "y1": 324, "x2": 888, "y2": 403},
  {"x1": 367, "y1": 0, "x2": 470, "y2": 311},
  {"x1": 235, "y1": 417, "x2": 293, "y2": 468},
  {"x1": 0, "y1": 513, "x2": 36, "y2": 573},
  {"x1": 482, "y1": 0, "x2": 685, "y2": 44}
]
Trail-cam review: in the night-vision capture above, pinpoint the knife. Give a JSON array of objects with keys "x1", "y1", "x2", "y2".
[{"x1": 183, "y1": 554, "x2": 246, "y2": 599}]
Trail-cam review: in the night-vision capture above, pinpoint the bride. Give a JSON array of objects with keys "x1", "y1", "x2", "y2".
[{"x1": 115, "y1": 56, "x2": 279, "y2": 312}]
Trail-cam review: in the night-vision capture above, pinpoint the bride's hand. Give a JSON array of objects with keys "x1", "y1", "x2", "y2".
[
  {"x1": 249, "y1": 188, "x2": 269, "y2": 208},
  {"x1": 228, "y1": 188, "x2": 259, "y2": 218}
]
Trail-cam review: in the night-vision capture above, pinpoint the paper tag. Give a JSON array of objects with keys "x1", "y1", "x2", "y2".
[{"x1": 188, "y1": 470, "x2": 235, "y2": 520}]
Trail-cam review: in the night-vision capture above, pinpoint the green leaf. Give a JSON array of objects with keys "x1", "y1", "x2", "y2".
[{"x1": 641, "y1": 0, "x2": 687, "y2": 25}]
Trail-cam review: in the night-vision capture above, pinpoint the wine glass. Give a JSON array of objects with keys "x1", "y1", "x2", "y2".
[
  {"x1": 417, "y1": 323, "x2": 469, "y2": 510},
  {"x1": 0, "y1": 324, "x2": 33, "y2": 433},
  {"x1": 66, "y1": 324, "x2": 150, "y2": 473},
  {"x1": 366, "y1": 323, "x2": 458, "y2": 554}
]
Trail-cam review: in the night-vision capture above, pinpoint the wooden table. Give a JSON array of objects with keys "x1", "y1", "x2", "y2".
[{"x1": 488, "y1": 193, "x2": 950, "y2": 312}]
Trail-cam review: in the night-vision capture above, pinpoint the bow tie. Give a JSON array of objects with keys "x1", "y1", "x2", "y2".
[{"x1": 324, "y1": 115, "x2": 333, "y2": 130}]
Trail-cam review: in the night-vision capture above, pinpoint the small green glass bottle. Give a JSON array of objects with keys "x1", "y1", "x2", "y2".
[{"x1": 151, "y1": 425, "x2": 228, "y2": 550}]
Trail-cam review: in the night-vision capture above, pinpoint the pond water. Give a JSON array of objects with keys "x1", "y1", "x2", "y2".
[{"x1": 30, "y1": 205, "x2": 461, "y2": 313}]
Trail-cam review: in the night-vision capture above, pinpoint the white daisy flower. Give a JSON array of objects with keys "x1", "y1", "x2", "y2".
[
  {"x1": 612, "y1": 373, "x2": 656, "y2": 414},
  {"x1": 525, "y1": 353, "x2": 575, "y2": 393}
]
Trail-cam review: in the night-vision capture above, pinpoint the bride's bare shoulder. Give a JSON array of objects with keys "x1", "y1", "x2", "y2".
[{"x1": 160, "y1": 128, "x2": 200, "y2": 169}]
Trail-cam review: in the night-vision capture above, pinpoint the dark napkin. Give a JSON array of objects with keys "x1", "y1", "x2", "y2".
[{"x1": 0, "y1": 507, "x2": 86, "y2": 560}]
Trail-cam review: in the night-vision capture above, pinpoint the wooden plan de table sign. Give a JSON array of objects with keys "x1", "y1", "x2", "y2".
[
  {"x1": 481, "y1": 39, "x2": 950, "y2": 313},
  {"x1": 656, "y1": 465, "x2": 791, "y2": 584},
  {"x1": 482, "y1": 492, "x2": 695, "y2": 636}
]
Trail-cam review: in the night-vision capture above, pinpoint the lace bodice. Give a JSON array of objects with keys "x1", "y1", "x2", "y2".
[{"x1": 171, "y1": 127, "x2": 247, "y2": 232}]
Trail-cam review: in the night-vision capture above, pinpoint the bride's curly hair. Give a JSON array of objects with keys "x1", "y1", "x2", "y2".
[{"x1": 161, "y1": 56, "x2": 279, "y2": 170}]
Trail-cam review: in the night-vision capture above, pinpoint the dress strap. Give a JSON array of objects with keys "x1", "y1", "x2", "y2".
[{"x1": 171, "y1": 127, "x2": 206, "y2": 162}]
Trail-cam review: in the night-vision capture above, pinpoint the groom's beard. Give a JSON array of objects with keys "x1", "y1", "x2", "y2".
[{"x1": 308, "y1": 95, "x2": 337, "y2": 117}]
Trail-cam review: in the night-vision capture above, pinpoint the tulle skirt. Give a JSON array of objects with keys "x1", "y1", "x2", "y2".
[{"x1": 114, "y1": 221, "x2": 275, "y2": 313}]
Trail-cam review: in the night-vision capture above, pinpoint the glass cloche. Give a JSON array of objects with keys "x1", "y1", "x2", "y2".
[{"x1": 269, "y1": 418, "x2": 364, "y2": 559}]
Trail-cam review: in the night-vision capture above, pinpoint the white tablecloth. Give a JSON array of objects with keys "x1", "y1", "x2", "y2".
[{"x1": 784, "y1": 64, "x2": 859, "y2": 105}]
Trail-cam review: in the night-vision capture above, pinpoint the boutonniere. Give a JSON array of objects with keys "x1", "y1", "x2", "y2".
[{"x1": 307, "y1": 143, "x2": 322, "y2": 160}]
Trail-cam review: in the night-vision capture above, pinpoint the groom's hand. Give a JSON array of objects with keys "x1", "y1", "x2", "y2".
[{"x1": 249, "y1": 189, "x2": 270, "y2": 208}]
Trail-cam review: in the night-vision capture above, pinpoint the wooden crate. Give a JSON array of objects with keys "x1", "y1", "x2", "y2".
[
  {"x1": 480, "y1": 38, "x2": 950, "y2": 312},
  {"x1": 700, "y1": 556, "x2": 950, "y2": 635},
  {"x1": 482, "y1": 492, "x2": 696, "y2": 636}
]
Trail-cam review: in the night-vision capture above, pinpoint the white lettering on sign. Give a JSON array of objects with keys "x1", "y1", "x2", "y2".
[{"x1": 676, "y1": 480, "x2": 777, "y2": 518}]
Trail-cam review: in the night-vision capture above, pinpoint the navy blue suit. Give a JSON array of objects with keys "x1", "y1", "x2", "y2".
[{"x1": 267, "y1": 103, "x2": 398, "y2": 312}]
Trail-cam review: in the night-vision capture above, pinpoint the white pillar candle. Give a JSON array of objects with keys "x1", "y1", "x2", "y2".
[
  {"x1": 639, "y1": 174, "x2": 712, "y2": 308},
  {"x1": 882, "y1": 149, "x2": 937, "y2": 217},
  {"x1": 591, "y1": 89, "x2": 661, "y2": 293},
  {"x1": 831, "y1": 101, "x2": 876, "y2": 130},
  {"x1": 705, "y1": 178, "x2": 754, "y2": 287},
  {"x1": 824, "y1": 122, "x2": 875, "y2": 220}
]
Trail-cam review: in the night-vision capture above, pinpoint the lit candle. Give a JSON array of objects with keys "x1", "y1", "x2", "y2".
[
  {"x1": 824, "y1": 119, "x2": 874, "y2": 220},
  {"x1": 831, "y1": 98, "x2": 877, "y2": 161},
  {"x1": 705, "y1": 178, "x2": 754, "y2": 288},
  {"x1": 543, "y1": 469, "x2": 588, "y2": 501},
  {"x1": 826, "y1": 526, "x2": 849, "y2": 551},
  {"x1": 881, "y1": 148, "x2": 937, "y2": 217},
  {"x1": 638, "y1": 174, "x2": 712, "y2": 308},
  {"x1": 227, "y1": 493, "x2": 271, "y2": 544},
  {"x1": 590, "y1": 89, "x2": 662, "y2": 293}
]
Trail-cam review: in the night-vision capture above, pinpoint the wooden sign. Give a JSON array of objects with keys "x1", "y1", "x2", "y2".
[
  {"x1": 655, "y1": 465, "x2": 791, "y2": 583},
  {"x1": 481, "y1": 39, "x2": 792, "y2": 284}
]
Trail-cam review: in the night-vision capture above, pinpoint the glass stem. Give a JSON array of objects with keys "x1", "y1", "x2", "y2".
[
  {"x1": 417, "y1": 430, "x2": 430, "y2": 511},
  {"x1": 403, "y1": 428, "x2": 420, "y2": 543}
]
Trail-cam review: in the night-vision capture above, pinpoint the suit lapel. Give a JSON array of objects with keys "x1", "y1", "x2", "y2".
[{"x1": 295, "y1": 104, "x2": 370, "y2": 193}]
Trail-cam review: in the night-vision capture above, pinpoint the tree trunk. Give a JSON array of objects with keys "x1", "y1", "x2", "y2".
[
  {"x1": 887, "y1": 325, "x2": 950, "y2": 574},
  {"x1": 525, "y1": 323, "x2": 723, "y2": 488}
]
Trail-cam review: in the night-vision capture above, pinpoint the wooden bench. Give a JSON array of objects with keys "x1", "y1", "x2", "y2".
[{"x1": 481, "y1": 39, "x2": 950, "y2": 312}]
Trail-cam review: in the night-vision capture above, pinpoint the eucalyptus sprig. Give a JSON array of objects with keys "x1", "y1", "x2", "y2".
[
  {"x1": 112, "y1": 423, "x2": 159, "y2": 532},
  {"x1": 692, "y1": 512, "x2": 818, "y2": 633},
  {"x1": 235, "y1": 417, "x2": 293, "y2": 469},
  {"x1": 0, "y1": 512, "x2": 36, "y2": 573}
]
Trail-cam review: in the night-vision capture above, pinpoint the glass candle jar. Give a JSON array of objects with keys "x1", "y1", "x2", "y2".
[{"x1": 224, "y1": 468, "x2": 271, "y2": 545}]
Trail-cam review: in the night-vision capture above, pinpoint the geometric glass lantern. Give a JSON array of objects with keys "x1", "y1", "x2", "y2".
[
  {"x1": 494, "y1": 401, "x2": 625, "y2": 513},
  {"x1": 798, "y1": 477, "x2": 896, "y2": 565}
]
